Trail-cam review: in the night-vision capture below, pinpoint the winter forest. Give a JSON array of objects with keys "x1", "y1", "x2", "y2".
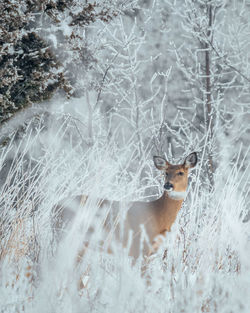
[{"x1": 0, "y1": 0, "x2": 250, "y2": 312}]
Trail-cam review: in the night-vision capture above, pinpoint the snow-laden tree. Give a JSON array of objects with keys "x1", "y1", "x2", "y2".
[
  {"x1": 0, "y1": 0, "x2": 129, "y2": 124},
  {"x1": 89, "y1": 0, "x2": 250, "y2": 187}
]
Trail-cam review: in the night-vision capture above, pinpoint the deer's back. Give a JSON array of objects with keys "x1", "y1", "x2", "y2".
[{"x1": 53, "y1": 195, "x2": 160, "y2": 258}]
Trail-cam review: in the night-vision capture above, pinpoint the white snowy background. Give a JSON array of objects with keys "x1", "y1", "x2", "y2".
[{"x1": 0, "y1": 1, "x2": 250, "y2": 312}]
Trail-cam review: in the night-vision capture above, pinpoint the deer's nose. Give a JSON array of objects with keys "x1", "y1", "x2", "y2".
[{"x1": 164, "y1": 182, "x2": 173, "y2": 191}]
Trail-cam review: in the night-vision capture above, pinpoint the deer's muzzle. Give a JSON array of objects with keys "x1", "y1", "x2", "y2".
[{"x1": 164, "y1": 182, "x2": 173, "y2": 191}]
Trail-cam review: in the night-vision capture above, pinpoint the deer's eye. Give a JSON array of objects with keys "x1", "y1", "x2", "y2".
[
  {"x1": 178, "y1": 172, "x2": 184, "y2": 176},
  {"x1": 165, "y1": 172, "x2": 169, "y2": 177}
]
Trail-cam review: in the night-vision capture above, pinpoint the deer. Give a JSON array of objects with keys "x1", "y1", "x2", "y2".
[{"x1": 54, "y1": 152, "x2": 198, "y2": 261}]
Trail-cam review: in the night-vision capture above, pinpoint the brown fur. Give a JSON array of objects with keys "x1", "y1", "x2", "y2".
[{"x1": 55, "y1": 153, "x2": 197, "y2": 259}]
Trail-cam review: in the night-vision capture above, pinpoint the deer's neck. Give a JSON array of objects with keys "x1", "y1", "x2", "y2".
[{"x1": 155, "y1": 191, "x2": 184, "y2": 233}]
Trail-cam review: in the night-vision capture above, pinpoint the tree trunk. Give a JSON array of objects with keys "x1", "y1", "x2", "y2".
[{"x1": 204, "y1": 3, "x2": 214, "y2": 187}]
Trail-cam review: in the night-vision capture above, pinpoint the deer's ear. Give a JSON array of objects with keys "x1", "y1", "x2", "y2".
[
  {"x1": 184, "y1": 152, "x2": 198, "y2": 169},
  {"x1": 153, "y1": 156, "x2": 168, "y2": 170}
]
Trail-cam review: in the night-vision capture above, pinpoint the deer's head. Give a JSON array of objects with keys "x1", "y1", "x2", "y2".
[{"x1": 153, "y1": 152, "x2": 197, "y2": 199}]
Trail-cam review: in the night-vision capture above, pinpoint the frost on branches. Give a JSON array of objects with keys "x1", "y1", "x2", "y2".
[{"x1": 0, "y1": 0, "x2": 120, "y2": 124}]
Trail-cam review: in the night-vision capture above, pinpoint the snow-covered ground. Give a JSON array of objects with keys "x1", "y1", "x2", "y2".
[{"x1": 0, "y1": 111, "x2": 249, "y2": 313}]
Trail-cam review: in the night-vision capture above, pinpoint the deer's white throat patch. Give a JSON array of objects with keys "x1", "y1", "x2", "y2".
[{"x1": 167, "y1": 190, "x2": 187, "y2": 200}]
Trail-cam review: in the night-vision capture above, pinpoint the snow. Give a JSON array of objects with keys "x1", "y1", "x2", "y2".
[{"x1": 1, "y1": 0, "x2": 250, "y2": 312}]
